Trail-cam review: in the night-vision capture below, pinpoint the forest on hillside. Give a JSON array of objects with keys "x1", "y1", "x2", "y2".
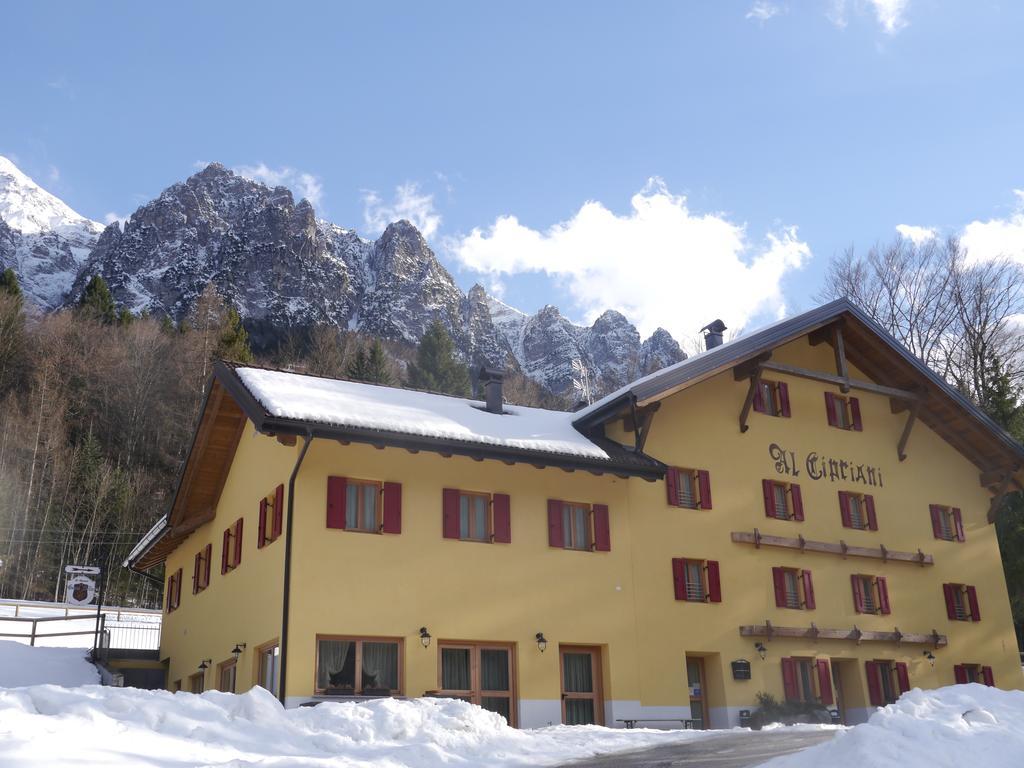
[{"x1": 0, "y1": 236, "x2": 1023, "y2": 648}]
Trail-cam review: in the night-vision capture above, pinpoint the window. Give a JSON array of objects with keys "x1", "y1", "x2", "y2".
[
  {"x1": 218, "y1": 659, "x2": 237, "y2": 693},
  {"x1": 781, "y1": 658, "x2": 832, "y2": 704},
  {"x1": 166, "y1": 568, "x2": 182, "y2": 613},
  {"x1": 315, "y1": 636, "x2": 402, "y2": 695},
  {"x1": 258, "y1": 484, "x2": 284, "y2": 547},
  {"x1": 326, "y1": 477, "x2": 402, "y2": 534},
  {"x1": 189, "y1": 672, "x2": 205, "y2": 694},
  {"x1": 754, "y1": 379, "x2": 791, "y2": 417},
  {"x1": 547, "y1": 500, "x2": 610, "y2": 552},
  {"x1": 347, "y1": 480, "x2": 381, "y2": 532},
  {"x1": 825, "y1": 392, "x2": 862, "y2": 431},
  {"x1": 839, "y1": 491, "x2": 877, "y2": 530},
  {"x1": 666, "y1": 468, "x2": 712, "y2": 509},
  {"x1": 762, "y1": 480, "x2": 804, "y2": 521},
  {"x1": 442, "y1": 489, "x2": 511, "y2": 543},
  {"x1": 930, "y1": 505, "x2": 964, "y2": 542},
  {"x1": 954, "y1": 664, "x2": 994, "y2": 686},
  {"x1": 438, "y1": 642, "x2": 516, "y2": 725},
  {"x1": 672, "y1": 558, "x2": 722, "y2": 603},
  {"x1": 943, "y1": 583, "x2": 981, "y2": 622},
  {"x1": 851, "y1": 574, "x2": 891, "y2": 614},
  {"x1": 192, "y1": 543, "x2": 212, "y2": 594},
  {"x1": 221, "y1": 518, "x2": 244, "y2": 574},
  {"x1": 866, "y1": 660, "x2": 909, "y2": 706},
  {"x1": 772, "y1": 567, "x2": 815, "y2": 610},
  {"x1": 256, "y1": 641, "x2": 280, "y2": 696}
]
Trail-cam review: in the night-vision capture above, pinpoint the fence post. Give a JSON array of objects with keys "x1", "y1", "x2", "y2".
[{"x1": 30, "y1": 619, "x2": 36, "y2": 647}]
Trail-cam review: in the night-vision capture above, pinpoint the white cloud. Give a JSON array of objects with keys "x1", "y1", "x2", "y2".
[
  {"x1": 746, "y1": 2, "x2": 782, "y2": 22},
  {"x1": 961, "y1": 190, "x2": 1024, "y2": 265},
  {"x1": 233, "y1": 163, "x2": 323, "y2": 208},
  {"x1": 828, "y1": 0, "x2": 909, "y2": 34},
  {"x1": 895, "y1": 223, "x2": 936, "y2": 245},
  {"x1": 450, "y1": 178, "x2": 811, "y2": 340},
  {"x1": 103, "y1": 212, "x2": 127, "y2": 226},
  {"x1": 363, "y1": 183, "x2": 442, "y2": 240},
  {"x1": 47, "y1": 165, "x2": 60, "y2": 183}
]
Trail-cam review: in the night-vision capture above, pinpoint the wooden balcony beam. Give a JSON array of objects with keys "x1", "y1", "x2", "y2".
[
  {"x1": 731, "y1": 529, "x2": 934, "y2": 565},
  {"x1": 739, "y1": 623, "x2": 947, "y2": 647}
]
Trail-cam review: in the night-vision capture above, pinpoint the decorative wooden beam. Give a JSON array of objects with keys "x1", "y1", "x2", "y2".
[
  {"x1": 731, "y1": 530, "x2": 934, "y2": 565},
  {"x1": 625, "y1": 401, "x2": 661, "y2": 452},
  {"x1": 979, "y1": 467, "x2": 1017, "y2": 487},
  {"x1": 987, "y1": 470, "x2": 1017, "y2": 524},
  {"x1": 739, "y1": 623, "x2": 948, "y2": 647},
  {"x1": 733, "y1": 352, "x2": 772, "y2": 382},
  {"x1": 738, "y1": 367, "x2": 764, "y2": 434},
  {"x1": 275, "y1": 434, "x2": 297, "y2": 447},
  {"x1": 758, "y1": 361, "x2": 921, "y2": 402},
  {"x1": 896, "y1": 402, "x2": 919, "y2": 462},
  {"x1": 832, "y1": 325, "x2": 850, "y2": 393},
  {"x1": 808, "y1": 323, "x2": 839, "y2": 347}
]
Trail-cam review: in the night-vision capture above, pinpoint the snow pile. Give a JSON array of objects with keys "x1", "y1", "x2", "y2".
[
  {"x1": 0, "y1": 685, "x2": 713, "y2": 767},
  {"x1": 0, "y1": 641, "x2": 99, "y2": 687},
  {"x1": 760, "y1": 684, "x2": 1024, "y2": 768},
  {"x1": 237, "y1": 366, "x2": 610, "y2": 459}
]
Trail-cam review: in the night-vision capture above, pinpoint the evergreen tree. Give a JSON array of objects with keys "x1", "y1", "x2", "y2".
[
  {"x1": 0, "y1": 267, "x2": 22, "y2": 301},
  {"x1": 0, "y1": 268, "x2": 25, "y2": 394},
  {"x1": 406, "y1": 320, "x2": 470, "y2": 397},
  {"x1": 346, "y1": 345, "x2": 369, "y2": 381},
  {"x1": 79, "y1": 275, "x2": 117, "y2": 324},
  {"x1": 217, "y1": 306, "x2": 253, "y2": 363},
  {"x1": 363, "y1": 339, "x2": 394, "y2": 385},
  {"x1": 118, "y1": 307, "x2": 135, "y2": 326}
]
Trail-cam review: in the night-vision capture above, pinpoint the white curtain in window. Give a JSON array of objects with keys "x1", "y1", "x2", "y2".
[
  {"x1": 361, "y1": 641, "x2": 398, "y2": 690},
  {"x1": 317, "y1": 640, "x2": 353, "y2": 690}
]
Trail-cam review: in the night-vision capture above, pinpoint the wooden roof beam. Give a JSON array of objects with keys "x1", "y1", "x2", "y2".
[
  {"x1": 758, "y1": 361, "x2": 921, "y2": 402},
  {"x1": 896, "y1": 402, "x2": 919, "y2": 462},
  {"x1": 739, "y1": 623, "x2": 947, "y2": 647},
  {"x1": 738, "y1": 365, "x2": 764, "y2": 434}
]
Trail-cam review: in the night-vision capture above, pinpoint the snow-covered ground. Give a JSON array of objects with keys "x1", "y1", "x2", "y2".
[
  {"x1": 760, "y1": 684, "x2": 1024, "y2": 768},
  {"x1": 0, "y1": 640, "x2": 99, "y2": 687},
  {"x1": 0, "y1": 600, "x2": 161, "y2": 649}
]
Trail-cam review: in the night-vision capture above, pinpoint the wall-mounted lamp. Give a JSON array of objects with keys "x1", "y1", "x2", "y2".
[
  {"x1": 231, "y1": 643, "x2": 247, "y2": 660},
  {"x1": 198, "y1": 658, "x2": 212, "y2": 671},
  {"x1": 535, "y1": 632, "x2": 548, "y2": 653},
  {"x1": 419, "y1": 627, "x2": 432, "y2": 649},
  {"x1": 754, "y1": 642, "x2": 767, "y2": 660},
  {"x1": 922, "y1": 650, "x2": 936, "y2": 667}
]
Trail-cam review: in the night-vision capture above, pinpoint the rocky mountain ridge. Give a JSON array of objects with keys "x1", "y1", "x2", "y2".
[{"x1": 0, "y1": 157, "x2": 684, "y2": 396}]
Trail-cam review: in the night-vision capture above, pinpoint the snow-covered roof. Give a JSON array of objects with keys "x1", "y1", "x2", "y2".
[{"x1": 235, "y1": 367, "x2": 610, "y2": 460}]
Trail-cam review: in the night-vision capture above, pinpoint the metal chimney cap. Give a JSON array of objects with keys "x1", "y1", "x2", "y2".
[
  {"x1": 700, "y1": 319, "x2": 727, "y2": 334},
  {"x1": 478, "y1": 366, "x2": 505, "y2": 383}
]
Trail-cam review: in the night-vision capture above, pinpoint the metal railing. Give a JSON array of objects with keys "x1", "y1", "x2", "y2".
[
  {"x1": 0, "y1": 613, "x2": 107, "y2": 647},
  {"x1": 0, "y1": 599, "x2": 162, "y2": 651}
]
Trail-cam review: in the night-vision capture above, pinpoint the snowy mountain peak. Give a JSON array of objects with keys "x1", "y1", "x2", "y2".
[{"x1": 0, "y1": 155, "x2": 102, "y2": 237}]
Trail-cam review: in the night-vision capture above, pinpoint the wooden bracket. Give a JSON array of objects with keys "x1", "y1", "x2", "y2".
[
  {"x1": 739, "y1": 369, "x2": 764, "y2": 434},
  {"x1": 987, "y1": 468, "x2": 1018, "y2": 523},
  {"x1": 880, "y1": 544, "x2": 888, "y2": 563},
  {"x1": 809, "y1": 622, "x2": 819, "y2": 640},
  {"x1": 917, "y1": 549, "x2": 926, "y2": 567},
  {"x1": 626, "y1": 401, "x2": 660, "y2": 452},
  {"x1": 852, "y1": 625, "x2": 862, "y2": 645},
  {"x1": 840, "y1": 540, "x2": 848, "y2": 558},
  {"x1": 931, "y1": 629, "x2": 941, "y2": 649},
  {"x1": 833, "y1": 325, "x2": 850, "y2": 393},
  {"x1": 798, "y1": 534, "x2": 806, "y2": 552},
  {"x1": 753, "y1": 527, "x2": 762, "y2": 548},
  {"x1": 896, "y1": 402, "x2": 919, "y2": 462},
  {"x1": 765, "y1": 620, "x2": 773, "y2": 638},
  {"x1": 894, "y1": 627, "x2": 903, "y2": 646}
]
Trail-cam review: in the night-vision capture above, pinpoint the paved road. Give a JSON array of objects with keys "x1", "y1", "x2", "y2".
[{"x1": 560, "y1": 729, "x2": 836, "y2": 768}]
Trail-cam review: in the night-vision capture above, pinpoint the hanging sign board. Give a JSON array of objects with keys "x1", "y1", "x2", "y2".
[{"x1": 64, "y1": 566, "x2": 101, "y2": 606}]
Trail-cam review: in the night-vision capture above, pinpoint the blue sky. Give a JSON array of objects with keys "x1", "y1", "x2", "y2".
[{"x1": 3, "y1": 1, "x2": 1024, "y2": 343}]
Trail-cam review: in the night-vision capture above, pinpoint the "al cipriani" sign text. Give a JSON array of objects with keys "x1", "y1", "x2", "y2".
[{"x1": 769, "y1": 443, "x2": 885, "y2": 488}]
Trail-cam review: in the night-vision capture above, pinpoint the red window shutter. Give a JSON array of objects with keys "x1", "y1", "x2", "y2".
[
  {"x1": 174, "y1": 569, "x2": 182, "y2": 608},
  {"x1": 442, "y1": 488, "x2": 461, "y2": 539},
  {"x1": 234, "y1": 518, "x2": 243, "y2": 566},
  {"x1": 203, "y1": 543, "x2": 211, "y2": 587},
  {"x1": 706, "y1": 560, "x2": 722, "y2": 603},
  {"x1": 273, "y1": 484, "x2": 284, "y2": 539},
  {"x1": 763, "y1": 479, "x2": 777, "y2": 518},
  {"x1": 192, "y1": 551, "x2": 200, "y2": 594},
  {"x1": 953, "y1": 664, "x2": 968, "y2": 684},
  {"x1": 850, "y1": 397, "x2": 863, "y2": 431},
  {"x1": 943, "y1": 583, "x2": 957, "y2": 619},
  {"x1": 166, "y1": 574, "x2": 174, "y2": 611},
  {"x1": 953, "y1": 508, "x2": 965, "y2": 541},
  {"x1": 802, "y1": 570, "x2": 815, "y2": 610},
  {"x1": 753, "y1": 381, "x2": 765, "y2": 413},
  {"x1": 547, "y1": 499, "x2": 565, "y2": 548},
  {"x1": 772, "y1": 567, "x2": 787, "y2": 607},
  {"x1": 865, "y1": 495, "x2": 878, "y2": 530},
  {"x1": 966, "y1": 586, "x2": 981, "y2": 621},
  {"x1": 221, "y1": 528, "x2": 230, "y2": 574},
  {"x1": 865, "y1": 661, "x2": 884, "y2": 706},
  {"x1": 492, "y1": 493, "x2": 511, "y2": 543},
  {"x1": 258, "y1": 498, "x2": 268, "y2": 547},
  {"x1": 877, "y1": 576, "x2": 891, "y2": 615},
  {"x1": 929, "y1": 505, "x2": 943, "y2": 538},
  {"x1": 672, "y1": 558, "x2": 686, "y2": 600},
  {"x1": 592, "y1": 504, "x2": 611, "y2": 551},
  {"x1": 781, "y1": 658, "x2": 799, "y2": 701},
  {"x1": 326, "y1": 476, "x2": 347, "y2": 529},
  {"x1": 851, "y1": 574, "x2": 865, "y2": 613},
  {"x1": 839, "y1": 492, "x2": 852, "y2": 528},
  {"x1": 895, "y1": 662, "x2": 910, "y2": 694},
  {"x1": 816, "y1": 659, "x2": 834, "y2": 705},
  {"x1": 382, "y1": 482, "x2": 402, "y2": 534},
  {"x1": 696, "y1": 470, "x2": 712, "y2": 510},
  {"x1": 791, "y1": 484, "x2": 804, "y2": 521},
  {"x1": 981, "y1": 666, "x2": 994, "y2": 686},
  {"x1": 825, "y1": 392, "x2": 838, "y2": 427},
  {"x1": 779, "y1": 382, "x2": 791, "y2": 417},
  {"x1": 666, "y1": 468, "x2": 679, "y2": 507}
]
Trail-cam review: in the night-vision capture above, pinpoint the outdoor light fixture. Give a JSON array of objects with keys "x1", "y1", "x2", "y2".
[
  {"x1": 535, "y1": 632, "x2": 548, "y2": 653},
  {"x1": 923, "y1": 650, "x2": 936, "y2": 667},
  {"x1": 754, "y1": 642, "x2": 767, "y2": 660},
  {"x1": 419, "y1": 627, "x2": 432, "y2": 648},
  {"x1": 231, "y1": 643, "x2": 247, "y2": 660},
  {"x1": 198, "y1": 658, "x2": 212, "y2": 671}
]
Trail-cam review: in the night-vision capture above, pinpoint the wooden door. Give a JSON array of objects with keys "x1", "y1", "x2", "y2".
[
  {"x1": 685, "y1": 656, "x2": 707, "y2": 729},
  {"x1": 830, "y1": 660, "x2": 846, "y2": 724},
  {"x1": 560, "y1": 646, "x2": 603, "y2": 725},
  {"x1": 439, "y1": 642, "x2": 516, "y2": 726}
]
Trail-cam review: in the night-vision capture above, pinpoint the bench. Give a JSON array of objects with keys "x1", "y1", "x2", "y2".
[{"x1": 616, "y1": 718, "x2": 700, "y2": 729}]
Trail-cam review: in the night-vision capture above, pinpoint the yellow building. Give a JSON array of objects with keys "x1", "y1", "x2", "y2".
[{"x1": 127, "y1": 299, "x2": 1024, "y2": 728}]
